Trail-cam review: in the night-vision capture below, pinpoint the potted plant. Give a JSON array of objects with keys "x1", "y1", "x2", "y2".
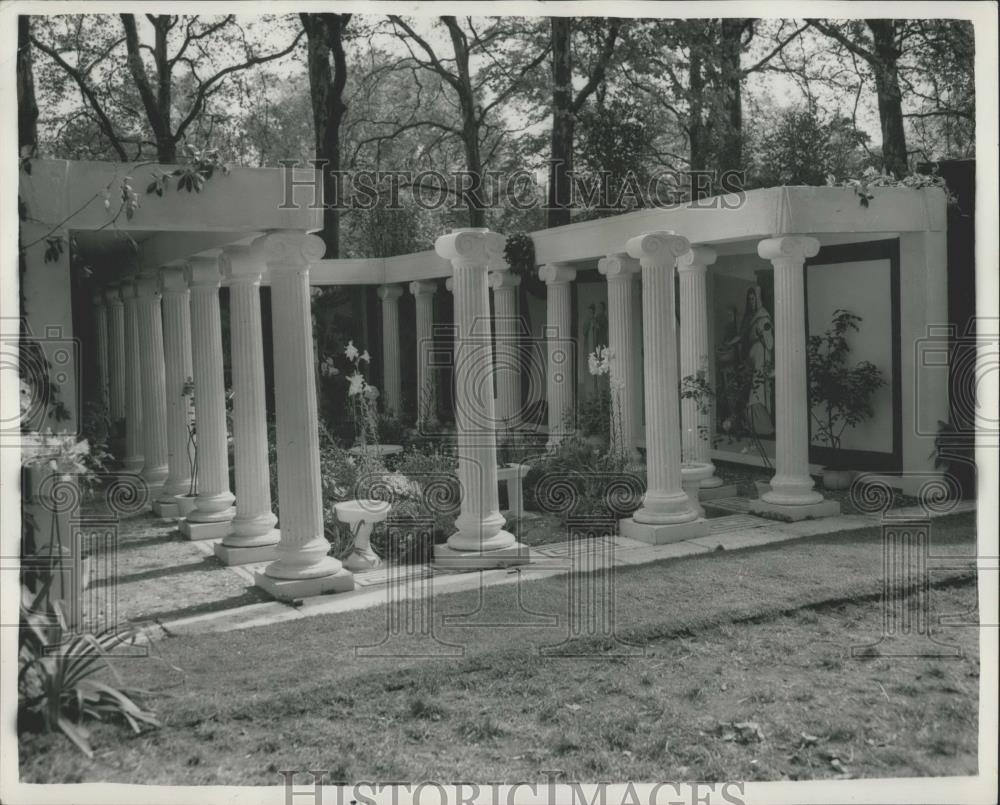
[
  {"x1": 807, "y1": 309, "x2": 885, "y2": 489},
  {"x1": 175, "y1": 377, "x2": 198, "y2": 516}
]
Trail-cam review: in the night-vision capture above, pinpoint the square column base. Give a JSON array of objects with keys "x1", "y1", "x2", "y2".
[
  {"x1": 748, "y1": 498, "x2": 841, "y2": 522},
  {"x1": 152, "y1": 500, "x2": 180, "y2": 519},
  {"x1": 214, "y1": 537, "x2": 281, "y2": 566},
  {"x1": 619, "y1": 517, "x2": 709, "y2": 545},
  {"x1": 253, "y1": 567, "x2": 355, "y2": 602},
  {"x1": 432, "y1": 541, "x2": 531, "y2": 570},
  {"x1": 698, "y1": 484, "x2": 740, "y2": 501},
  {"x1": 179, "y1": 518, "x2": 234, "y2": 541}
]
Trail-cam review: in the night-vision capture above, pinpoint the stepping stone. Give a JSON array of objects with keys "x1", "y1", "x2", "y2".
[
  {"x1": 703, "y1": 496, "x2": 755, "y2": 514},
  {"x1": 708, "y1": 514, "x2": 771, "y2": 534}
]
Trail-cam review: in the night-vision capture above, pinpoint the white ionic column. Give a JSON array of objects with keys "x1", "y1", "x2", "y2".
[
  {"x1": 134, "y1": 272, "x2": 169, "y2": 489},
  {"x1": 598, "y1": 253, "x2": 642, "y2": 463},
  {"x1": 155, "y1": 267, "x2": 193, "y2": 513},
  {"x1": 377, "y1": 285, "x2": 403, "y2": 416},
  {"x1": 435, "y1": 229, "x2": 527, "y2": 568},
  {"x1": 488, "y1": 270, "x2": 522, "y2": 428},
  {"x1": 753, "y1": 237, "x2": 838, "y2": 519},
  {"x1": 538, "y1": 263, "x2": 577, "y2": 449},
  {"x1": 621, "y1": 232, "x2": 708, "y2": 544},
  {"x1": 409, "y1": 280, "x2": 437, "y2": 425},
  {"x1": 179, "y1": 256, "x2": 236, "y2": 538},
  {"x1": 119, "y1": 280, "x2": 144, "y2": 473},
  {"x1": 677, "y1": 247, "x2": 721, "y2": 487},
  {"x1": 256, "y1": 231, "x2": 353, "y2": 599},
  {"x1": 93, "y1": 293, "x2": 110, "y2": 412},
  {"x1": 104, "y1": 287, "x2": 126, "y2": 428},
  {"x1": 216, "y1": 243, "x2": 280, "y2": 563}
]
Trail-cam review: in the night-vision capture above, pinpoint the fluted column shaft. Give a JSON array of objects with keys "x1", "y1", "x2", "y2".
[
  {"x1": 410, "y1": 280, "x2": 437, "y2": 424},
  {"x1": 489, "y1": 271, "x2": 522, "y2": 428},
  {"x1": 378, "y1": 285, "x2": 403, "y2": 416},
  {"x1": 119, "y1": 281, "x2": 144, "y2": 472},
  {"x1": 438, "y1": 229, "x2": 513, "y2": 553},
  {"x1": 104, "y1": 289, "x2": 126, "y2": 425},
  {"x1": 93, "y1": 294, "x2": 110, "y2": 412},
  {"x1": 135, "y1": 273, "x2": 169, "y2": 488},
  {"x1": 159, "y1": 268, "x2": 194, "y2": 500},
  {"x1": 678, "y1": 247, "x2": 721, "y2": 486},
  {"x1": 759, "y1": 237, "x2": 825, "y2": 505},
  {"x1": 262, "y1": 231, "x2": 343, "y2": 580},
  {"x1": 598, "y1": 254, "x2": 641, "y2": 461},
  {"x1": 221, "y1": 244, "x2": 279, "y2": 547},
  {"x1": 185, "y1": 257, "x2": 236, "y2": 523},
  {"x1": 539, "y1": 263, "x2": 577, "y2": 449},
  {"x1": 627, "y1": 232, "x2": 697, "y2": 525}
]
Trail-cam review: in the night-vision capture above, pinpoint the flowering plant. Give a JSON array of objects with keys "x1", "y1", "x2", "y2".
[
  {"x1": 587, "y1": 345, "x2": 612, "y2": 377},
  {"x1": 584, "y1": 345, "x2": 628, "y2": 457},
  {"x1": 22, "y1": 431, "x2": 93, "y2": 474},
  {"x1": 825, "y1": 167, "x2": 953, "y2": 208},
  {"x1": 341, "y1": 341, "x2": 380, "y2": 455}
]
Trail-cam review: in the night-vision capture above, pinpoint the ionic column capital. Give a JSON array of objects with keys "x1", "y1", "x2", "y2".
[
  {"x1": 598, "y1": 253, "x2": 640, "y2": 280},
  {"x1": 757, "y1": 236, "x2": 820, "y2": 265},
  {"x1": 410, "y1": 280, "x2": 437, "y2": 297},
  {"x1": 159, "y1": 265, "x2": 189, "y2": 294},
  {"x1": 444, "y1": 277, "x2": 454, "y2": 293},
  {"x1": 435, "y1": 227, "x2": 505, "y2": 270},
  {"x1": 677, "y1": 246, "x2": 718, "y2": 273},
  {"x1": 134, "y1": 270, "x2": 162, "y2": 299},
  {"x1": 119, "y1": 278, "x2": 139, "y2": 300},
  {"x1": 221, "y1": 242, "x2": 267, "y2": 285},
  {"x1": 104, "y1": 286, "x2": 123, "y2": 307},
  {"x1": 260, "y1": 230, "x2": 326, "y2": 271},
  {"x1": 185, "y1": 255, "x2": 222, "y2": 290},
  {"x1": 377, "y1": 284, "x2": 404, "y2": 302},
  {"x1": 626, "y1": 231, "x2": 691, "y2": 267},
  {"x1": 538, "y1": 263, "x2": 577, "y2": 285},
  {"x1": 91, "y1": 291, "x2": 105, "y2": 307},
  {"x1": 488, "y1": 271, "x2": 521, "y2": 290}
]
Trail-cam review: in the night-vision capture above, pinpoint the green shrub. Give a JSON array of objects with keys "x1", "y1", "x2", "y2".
[
  {"x1": 19, "y1": 577, "x2": 159, "y2": 757},
  {"x1": 522, "y1": 435, "x2": 644, "y2": 523}
]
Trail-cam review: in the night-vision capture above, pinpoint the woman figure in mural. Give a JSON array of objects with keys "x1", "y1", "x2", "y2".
[
  {"x1": 740, "y1": 286, "x2": 775, "y2": 436},
  {"x1": 716, "y1": 306, "x2": 742, "y2": 425}
]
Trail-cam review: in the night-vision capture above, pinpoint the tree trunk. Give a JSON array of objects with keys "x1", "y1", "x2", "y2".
[
  {"x1": 717, "y1": 19, "x2": 745, "y2": 183},
  {"x1": 17, "y1": 16, "x2": 38, "y2": 155},
  {"x1": 547, "y1": 17, "x2": 573, "y2": 228},
  {"x1": 688, "y1": 38, "x2": 708, "y2": 197},
  {"x1": 461, "y1": 119, "x2": 486, "y2": 228},
  {"x1": 868, "y1": 20, "x2": 908, "y2": 178},
  {"x1": 302, "y1": 13, "x2": 350, "y2": 258}
]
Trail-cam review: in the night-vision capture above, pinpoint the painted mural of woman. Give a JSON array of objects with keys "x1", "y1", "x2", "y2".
[{"x1": 740, "y1": 286, "x2": 775, "y2": 435}]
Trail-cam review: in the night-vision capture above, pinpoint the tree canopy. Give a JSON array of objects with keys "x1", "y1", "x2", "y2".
[{"x1": 23, "y1": 13, "x2": 977, "y2": 256}]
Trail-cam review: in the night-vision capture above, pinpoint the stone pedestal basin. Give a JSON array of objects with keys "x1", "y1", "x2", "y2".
[{"x1": 334, "y1": 499, "x2": 391, "y2": 572}]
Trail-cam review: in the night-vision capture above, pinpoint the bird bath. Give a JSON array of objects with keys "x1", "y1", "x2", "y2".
[{"x1": 334, "y1": 499, "x2": 391, "y2": 572}]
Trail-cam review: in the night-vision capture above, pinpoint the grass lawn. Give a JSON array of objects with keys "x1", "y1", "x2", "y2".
[{"x1": 19, "y1": 511, "x2": 979, "y2": 784}]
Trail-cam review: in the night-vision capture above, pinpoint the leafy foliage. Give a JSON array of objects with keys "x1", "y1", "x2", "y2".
[
  {"x1": 807, "y1": 310, "x2": 885, "y2": 461},
  {"x1": 19, "y1": 577, "x2": 160, "y2": 757}
]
